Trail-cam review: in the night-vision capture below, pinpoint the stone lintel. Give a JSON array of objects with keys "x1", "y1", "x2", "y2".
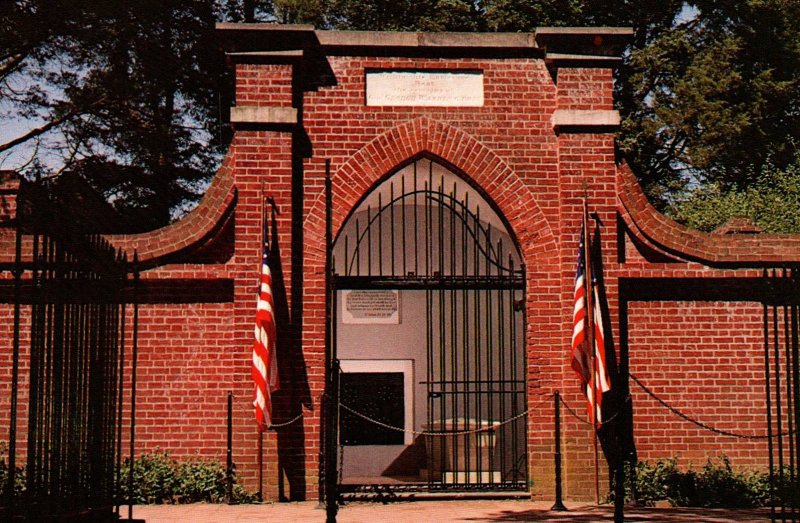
[
  {"x1": 226, "y1": 50, "x2": 303, "y2": 64},
  {"x1": 551, "y1": 109, "x2": 620, "y2": 131},
  {"x1": 316, "y1": 31, "x2": 538, "y2": 50},
  {"x1": 544, "y1": 52, "x2": 623, "y2": 69},
  {"x1": 230, "y1": 106, "x2": 298, "y2": 125},
  {"x1": 217, "y1": 24, "x2": 632, "y2": 55},
  {"x1": 535, "y1": 27, "x2": 632, "y2": 59}
]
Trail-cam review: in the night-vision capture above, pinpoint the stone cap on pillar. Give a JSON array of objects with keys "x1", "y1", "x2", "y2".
[{"x1": 216, "y1": 24, "x2": 632, "y2": 72}]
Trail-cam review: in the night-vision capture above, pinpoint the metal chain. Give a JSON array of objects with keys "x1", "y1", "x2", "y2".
[
  {"x1": 270, "y1": 376, "x2": 794, "y2": 441},
  {"x1": 557, "y1": 394, "x2": 631, "y2": 428},
  {"x1": 630, "y1": 373, "x2": 792, "y2": 440},
  {"x1": 338, "y1": 393, "x2": 553, "y2": 437},
  {"x1": 337, "y1": 439, "x2": 344, "y2": 484},
  {"x1": 267, "y1": 411, "x2": 305, "y2": 429},
  {"x1": 559, "y1": 395, "x2": 594, "y2": 426},
  {"x1": 339, "y1": 403, "x2": 527, "y2": 436}
]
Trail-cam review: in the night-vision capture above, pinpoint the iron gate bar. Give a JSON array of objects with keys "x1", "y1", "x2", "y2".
[
  {"x1": 786, "y1": 290, "x2": 796, "y2": 516},
  {"x1": 343, "y1": 196, "x2": 522, "y2": 278},
  {"x1": 764, "y1": 268, "x2": 800, "y2": 522},
  {"x1": 334, "y1": 158, "x2": 527, "y2": 493},
  {"x1": 764, "y1": 276, "x2": 776, "y2": 520},
  {"x1": 4, "y1": 223, "x2": 22, "y2": 502}
]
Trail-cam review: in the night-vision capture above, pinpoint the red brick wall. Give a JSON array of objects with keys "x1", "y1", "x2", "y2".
[
  {"x1": 236, "y1": 64, "x2": 294, "y2": 107},
  {"x1": 0, "y1": 304, "x2": 29, "y2": 464},
  {"x1": 0, "y1": 34, "x2": 785, "y2": 506},
  {"x1": 628, "y1": 301, "x2": 770, "y2": 467}
]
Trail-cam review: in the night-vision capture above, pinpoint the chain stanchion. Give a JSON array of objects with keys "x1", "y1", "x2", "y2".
[
  {"x1": 225, "y1": 391, "x2": 235, "y2": 504},
  {"x1": 551, "y1": 391, "x2": 567, "y2": 511}
]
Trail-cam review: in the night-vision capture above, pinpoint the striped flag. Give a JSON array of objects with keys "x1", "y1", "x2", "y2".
[
  {"x1": 252, "y1": 224, "x2": 279, "y2": 431},
  {"x1": 571, "y1": 223, "x2": 592, "y2": 394},
  {"x1": 591, "y1": 280, "x2": 611, "y2": 422},
  {"x1": 570, "y1": 221, "x2": 611, "y2": 426}
]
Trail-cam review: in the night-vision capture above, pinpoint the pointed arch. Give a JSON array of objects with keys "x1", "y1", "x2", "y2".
[{"x1": 305, "y1": 117, "x2": 555, "y2": 269}]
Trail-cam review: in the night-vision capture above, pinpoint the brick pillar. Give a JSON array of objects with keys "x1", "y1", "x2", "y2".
[
  {"x1": 229, "y1": 58, "x2": 315, "y2": 501},
  {"x1": 552, "y1": 63, "x2": 620, "y2": 501}
]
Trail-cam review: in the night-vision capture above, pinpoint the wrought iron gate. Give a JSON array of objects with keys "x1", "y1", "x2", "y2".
[
  {"x1": 763, "y1": 269, "x2": 800, "y2": 522},
  {"x1": 332, "y1": 157, "x2": 527, "y2": 492},
  {"x1": 3, "y1": 182, "x2": 137, "y2": 522}
]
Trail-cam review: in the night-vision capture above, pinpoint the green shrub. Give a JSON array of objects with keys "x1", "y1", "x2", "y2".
[
  {"x1": 120, "y1": 450, "x2": 179, "y2": 504},
  {"x1": 694, "y1": 456, "x2": 769, "y2": 508},
  {"x1": 118, "y1": 449, "x2": 256, "y2": 504},
  {"x1": 0, "y1": 441, "x2": 26, "y2": 496},
  {"x1": 175, "y1": 459, "x2": 227, "y2": 503},
  {"x1": 624, "y1": 457, "x2": 696, "y2": 506},
  {"x1": 620, "y1": 455, "x2": 774, "y2": 508}
]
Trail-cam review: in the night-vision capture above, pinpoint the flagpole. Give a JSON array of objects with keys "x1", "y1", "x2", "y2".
[
  {"x1": 257, "y1": 182, "x2": 266, "y2": 501},
  {"x1": 583, "y1": 197, "x2": 600, "y2": 505}
]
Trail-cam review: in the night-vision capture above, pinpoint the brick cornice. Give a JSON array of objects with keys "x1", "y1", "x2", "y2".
[
  {"x1": 105, "y1": 149, "x2": 237, "y2": 267},
  {"x1": 618, "y1": 161, "x2": 800, "y2": 266}
]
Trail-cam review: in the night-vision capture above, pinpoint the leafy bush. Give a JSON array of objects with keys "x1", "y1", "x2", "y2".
[
  {"x1": 669, "y1": 148, "x2": 800, "y2": 233},
  {"x1": 620, "y1": 455, "x2": 774, "y2": 508},
  {"x1": 118, "y1": 449, "x2": 256, "y2": 504},
  {"x1": 695, "y1": 456, "x2": 769, "y2": 508},
  {"x1": 0, "y1": 441, "x2": 26, "y2": 496}
]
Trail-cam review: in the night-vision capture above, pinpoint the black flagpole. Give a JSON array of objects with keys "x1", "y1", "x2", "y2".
[{"x1": 583, "y1": 197, "x2": 601, "y2": 504}]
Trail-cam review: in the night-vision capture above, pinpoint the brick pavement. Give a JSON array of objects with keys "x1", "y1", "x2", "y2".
[{"x1": 128, "y1": 500, "x2": 772, "y2": 522}]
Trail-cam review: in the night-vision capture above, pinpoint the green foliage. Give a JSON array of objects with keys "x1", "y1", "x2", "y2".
[
  {"x1": 483, "y1": 0, "x2": 585, "y2": 30},
  {"x1": 1, "y1": 1, "x2": 231, "y2": 229},
  {"x1": 624, "y1": 457, "x2": 695, "y2": 506},
  {"x1": 694, "y1": 456, "x2": 769, "y2": 508},
  {"x1": 620, "y1": 1, "x2": 800, "y2": 206},
  {"x1": 329, "y1": 0, "x2": 484, "y2": 31},
  {"x1": 668, "y1": 150, "x2": 800, "y2": 233},
  {"x1": 620, "y1": 456, "x2": 774, "y2": 508},
  {"x1": 118, "y1": 450, "x2": 256, "y2": 504},
  {"x1": 3, "y1": 1, "x2": 799, "y2": 228},
  {"x1": 0, "y1": 441, "x2": 26, "y2": 496}
]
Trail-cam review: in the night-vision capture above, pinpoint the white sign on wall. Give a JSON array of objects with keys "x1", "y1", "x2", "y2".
[
  {"x1": 341, "y1": 289, "x2": 401, "y2": 324},
  {"x1": 366, "y1": 71, "x2": 484, "y2": 107}
]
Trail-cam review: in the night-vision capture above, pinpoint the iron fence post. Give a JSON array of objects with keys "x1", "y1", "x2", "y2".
[
  {"x1": 226, "y1": 391, "x2": 234, "y2": 504},
  {"x1": 551, "y1": 391, "x2": 567, "y2": 511}
]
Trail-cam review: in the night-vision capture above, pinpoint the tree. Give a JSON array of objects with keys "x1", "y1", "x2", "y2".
[
  {"x1": 328, "y1": 0, "x2": 484, "y2": 31},
  {"x1": 1, "y1": 1, "x2": 231, "y2": 231},
  {"x1": 668, "y1": 150, "x2": 800, "y2": 233},
  {"x1": 3, "y1": 1, "x2": 798, "y2": 231},
  {"x1": 618, "y1": 1, "x2": 800, "y2": 207}
]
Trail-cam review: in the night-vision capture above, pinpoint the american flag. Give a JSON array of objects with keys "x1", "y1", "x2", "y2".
[
  {"x1": 591, "y1": 280, "x2": 611, "y2": 422},
  {"x1": 252, "y1": 224, "x2": 279, "y2": 431},
  {"x1": 570, "y1": 221, "x2": 611, "y2": 426}
]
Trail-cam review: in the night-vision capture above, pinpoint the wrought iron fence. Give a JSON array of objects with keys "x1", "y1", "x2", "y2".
[
  {"x1": 763, "y1": 268, "x2": 800, "y2": 522},
  {"x1": 2, "y1": 181, "x2": 138, "y2": 522}
]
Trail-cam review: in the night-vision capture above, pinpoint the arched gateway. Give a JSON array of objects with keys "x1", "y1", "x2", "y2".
[
  {"x1": 6, "y1": 24, "x2": 799, "y2": 512},
  {"x1": 332, "y1": 157, "x2": 527, "y2": 492}
]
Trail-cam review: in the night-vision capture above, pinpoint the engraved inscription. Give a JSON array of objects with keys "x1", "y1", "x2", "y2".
[
  {"x1": 342, "y1": 290, "x2": 401, "y2": 324},
  {"x1": 366, "y1": 71, "x2": 484, "y2": 107}
]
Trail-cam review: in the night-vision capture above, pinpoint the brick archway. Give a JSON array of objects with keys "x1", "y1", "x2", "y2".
[
  {"x1": 305, "y1": 116, "x2": 555, "y2": 268},
  {"x1": 303, "y1": 116, "x2": 563, "y2": 497}
]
